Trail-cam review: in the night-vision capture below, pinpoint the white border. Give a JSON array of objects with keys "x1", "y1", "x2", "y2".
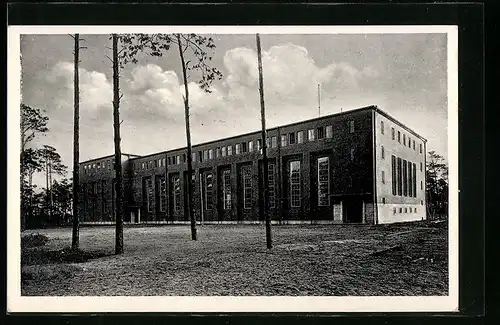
[{"x1": 7, "y1": 25, "x2": 459, "y2": 313}]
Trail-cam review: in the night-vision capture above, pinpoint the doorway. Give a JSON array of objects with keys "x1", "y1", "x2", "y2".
[{"x1": 343, "y1": 198, "x2": 363, "y2": 223}]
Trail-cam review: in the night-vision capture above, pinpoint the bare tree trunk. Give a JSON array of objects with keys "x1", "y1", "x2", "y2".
[
  {"x1": 28, "y1": 170, "x2": 33, "y2": 228},
  {"x1": 49, "y1": 162, "x2": 54, "y2": 224},
  {"x1": 72, "y1": 33, "x2": 80, "y2": 249},
  {"x1": 176, "y1": 34, "x2": 197, "y2": 241},
  {"x1": 256, "y1": 33, "x2": 272, "y2": 249},
  {"x1": 112, "y1": 34, "x2": 124, "y2": 254}
]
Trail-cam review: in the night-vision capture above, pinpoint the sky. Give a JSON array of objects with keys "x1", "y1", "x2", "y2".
[{"x1": 20, "y1": 33, "x2": 448, "y2": 187}]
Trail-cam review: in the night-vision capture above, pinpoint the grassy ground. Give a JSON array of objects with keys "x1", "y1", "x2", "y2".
[{"x1": 20, "y1": 221, "x2": 448, "y2": 296}]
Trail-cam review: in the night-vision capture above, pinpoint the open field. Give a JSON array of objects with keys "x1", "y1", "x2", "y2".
[{"x1": 20, "y1": 221, "x2": 448, "y2": 296}]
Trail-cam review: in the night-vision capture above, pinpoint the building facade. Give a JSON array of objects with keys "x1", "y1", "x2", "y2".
[{"x1": 78, "y1": 105, "x2": 427, "y2": 225}]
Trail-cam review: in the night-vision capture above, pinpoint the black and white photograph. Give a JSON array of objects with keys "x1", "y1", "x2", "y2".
[{"x1": 8, "y1": 25, "x2": 458, "y2": 313}]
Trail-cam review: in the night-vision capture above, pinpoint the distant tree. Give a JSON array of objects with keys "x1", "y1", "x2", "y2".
[
  {"x1": 20, "y1": 103, "x2": 49, "y2": 230},
  {"x1": 426, "y1": 150, "x2": 449, "y2": 219},
  {"x1": 119, "y1": 33, "x2": 223, "y2": 241},
  {"x1": 39, "y1": 145, "x2": 67, "y2": 224},
  {"x1": 21, "y1": 148, "x2": 44, "y2": 228},
  {"x1": 51, "y1": 178, "x2": 73, "y2": 226}
]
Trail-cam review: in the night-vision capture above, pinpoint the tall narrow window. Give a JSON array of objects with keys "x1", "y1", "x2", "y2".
[
  {"x1": 271, "y1": 136, "x2": 277, "y2": 148},
  {"x1": 308, "y1": 129, "x2": 315, "y2": 141},
  {"x1": 266, "y1": 137, "x2": 270, "y2": 148},
  {"x1": 381, "y1": 146, "x2": 385, "y2": 159},
  {"x1": 203, "y1": 150, "x2": 208, "y2": 161},
  {"x1": 421, "y1": 181, "x2": 423, "y2": 190},
  {"x1": 203, "y1": 173, "x2": 213, "y2": 211},
  {"x1": 403, "y1": 134, "x2": 406, "y2": 146},
  {"x1": 159, "y1": 177, "x2": 166, "y2": 212},
  {"x1": 144, "y1": 177, "x2": 154, "y2": 212},
  {"x1": 420, "y1": 162, "x2": 423, "y2": 172},
  {"x1": 349, "y1": 120, "x2": 355, "y2": 133},
  {"x1": 248, "y1": 141, "x2": 253, "y2": 152},
  {"x1": 317, "y1": 127, "x2": 325, "y2": 139},
  {"x1": 397, "y1": 157, "x2": 403, "y2": 196},
  {"x1": 268, "y1": 163, "x2": 276, "y2": 209},
  {"x1": 222, "y1": 169, "x2": 231, "y2": 210},
  {"x1": 419, "y1": 143, "x2": 423, "y2": 153},
  {"x1": 198, "y1": 151, "x2": 203, "y2": 162},
  {"x1": 242, "y1": 166, "x2": 252, "y2": 210},
  {"x1": 227, "y1": 145, "x2": 233, "y2": 156},
  {"x1": 381, "y1": 121, "x2": 384, "y2": 134},
  {"x1": 289, "y1": 132, "x2": 296, "y2": 145},
  {"x1": 403, "y1": 159, "x2": 408, "y2": 197},
  {"x1": 413, "y1": 140, "x2": 416, "y2": 150},
  {"x1": 182, "y1": 154, "x2": 186, "y2": 163},
  {"x1": 408, "y1": 162, "x2": 413, "y2": 197},
  {"x1": 391, "y1": 127, "x2": 395, "y2": 140},
  {"x1": 290, "y1": 161, "x2": 301, "y2": 207},
  {"x1": 192, "y1": 152, "x2": 196, "y2": 162},
  {"x1": 208, "y1": 149, "x2": 213, "y2": 160},
  {"x1": 221, "y1": 146, "x2": 226, "y2": 157},
  {"x1": 216, "y1": 147, "x2": 221, "y2": 158},
  {"x1": 391, "y1": 155, "x2": 397, "y2": 195},
  {"x1": 162, "y1": 158, "x2": 166, "y2": 167},
  {"x1": 350, "y1": 148, "x2": 355, "y2": 162},
  {"x1": 235, "y1": 143, "x2": 241, "y2": 155},
  {"x1": 326, "y1": 125, "x2": 333, "y2": 138},
  {"x1": 297, "y1": 131, "x2": 304, "y2": 144},
  {"x1": 408, "y1": 136, "x2": 411, "y2": 148},
  {"x1": 256, "y1": 139, "x2": 262, "y2": 152},
  {"x1": 413, "y1": 162, "x2": 417, "y2": 197},
  {"x1": 281, "y1": 135, "x2": 287, "y2": 147},
  {"x1": 242, "y1": 142, "x2": 247, "y2": 153},
  {"x1": 398, "y1": 131, "x2": 401, "y2": 143},
  {"x1": 175, "y1": 155, "x2": 180, "y2": 165},
  {"x1": 381, "y1": 170, "x2": 385, "y2": 184},
  {"x1": 101, "y1": 180, "x2": 107, "y2": 216},
  {"x1": 317, "y1": 157, "x2": 330, "y2": 206},
  {"x1": 172, "y1": 175, "x2": 180, "y2": 212}
]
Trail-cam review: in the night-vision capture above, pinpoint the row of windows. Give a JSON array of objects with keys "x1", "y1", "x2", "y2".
[
  {"x1": 83, "y1": 159, "x2": 113, "y2": 174},
  {"x1": 393, "y1": 206, "x2": 420, "y2": 215},
  {"x1": 391, "y1": 155, "x2": 422, "y2": 197},
  {"x1": 135, "y1": 121, "x2": 357, "y2": 170},
  {"x1": 381, "y1": 120, "x2": 423, "y2": 154},
  {"x1": 81, "y1": 180, "x2": 116, "y2": 218}
]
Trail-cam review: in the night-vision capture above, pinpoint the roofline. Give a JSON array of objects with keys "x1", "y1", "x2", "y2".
[
  {"x1": 130, "y1": 105, "x2": 379, "y2": 161},
  {"x1": 80, "y1": 153, "x2": 142, "y2": 165},
  {"x1": 372, "y1": 106, "x2": 428, "y2": 142}
]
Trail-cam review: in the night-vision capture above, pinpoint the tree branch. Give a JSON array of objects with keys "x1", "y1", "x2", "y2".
[{"x1": 105, "y1": 55, "x2": 113, "y2": 63}]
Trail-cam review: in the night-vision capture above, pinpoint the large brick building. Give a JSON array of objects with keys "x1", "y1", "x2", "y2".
[{"x1": 78, "y1": 105, "x2": 427, "y2": 225}]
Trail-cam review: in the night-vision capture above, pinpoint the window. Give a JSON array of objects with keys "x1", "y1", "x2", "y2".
[
  {"x1": 227, "y1": 146, "x2": 233, "y2": 156},
  {"x1": 248, "y1": 141, "x2": 253, "y2": 152},
  {"x1": 281, "y1": 135, "x2": 287, "y2": 147},
  {"x1": 182, "y1": 154, "x2": 186, "y2": 163},
  {"x1": 172, "y1": 175, "x2": 181, "y2": 212},
  {"x1": 382, "y1": 197, "x2": 386, "y2": 204},
  {"x1": 419, "y1": 143, "x2": 423, "y2": 153},
  {"x1": 289, "y1": 161, "x2": 301, "y2": 207},
  {"x1": 198, "y1": 151, "x2": 203, "y2": 162},
  {"x1": 381, "y1": 121, "x2": 384, "y2": 134},
  {"x1": 242, "y1": 142, "x2": 248, "y2": 153},
  {"x1": 415, "y1": 208, "x2": 417, "y2": 213},
  {"x1": 326, "y1": 125, "x2": 333, "y2": 138},
  {"x1": 408, "y1": 137, "x2": 411, "y2": 148},
  {"x1": 203, "y1": 150, "x2": 208, "y2": 161},
  {"x1": 349, "y1": 120, "x2": 355, "y2": 133},
  {"x1": 408, "y1": 162, "x2": 413, "y2": 197},
  {"x1": 403, "y1": 159, "x2": 408, "y2": 197},
  {"x1": 381, "y1": 170, "x2": 385, "y2": 184},
  {"x1": 257, "y1": 139, "x2": 262, "y2": 153},
  {"x1": 162, "y1": 158, "x2": 166, "y2": 167},
  {"x1": 403, "y1": 134, "x2": 406, "y2": 146},
  {"x1": 235, "y1": 143, "x2": 241, "y2": 155},
  {"x1": 398, "y1": 131, "x2": 401, "y2": 143},
  {"x1": 413, "y1": 140, "x2": 416, "y2": 150},
  {"x1": 381, "y1": 146, "x2": 385, "y2": 159},
  {"x1": 268, "y1": 163, "x2": 276, "y2": 209},
  {"x1": 391, "y1": 127, "x2": 395, "y2": 140},
  {"x1": 216, "y1": 147, "x2": 221, "y2": 158},
  {"x1": 266, "y1": 137, "x2": 270, "y2": 148},
  {"x1": 221, "y1": 146, "x2": 227, "y2": 157},
  {"x1": 397, "y1": 157, "x2": 403, "y2": 196},
  {"x1": 289, "y1": 132, "x2": 296, "y2": 145},
  {"x1": 142, "y1": 162, "x2": 146, "y2": 169},
  {"x1": 391, "y1": 155, "x2": 397, "y2": 195},
  {"x1": 93, "y1": 163, "x2": 96, "y2": 169},
  {"x1": 308, "y1": 129, "x2": 315, "y2": 141},
  {"x1": 203, "y1": 173, "x2": 213, "y2": 211},
  {"x1": 159, "y1": 177, "x2": 166, "y2": 212},
  {"x1": 317, "y1": 126, "x2": 325, "y2": 139},
  {"x1": 242, "y1": 166, "x2": 252, "y2": 210},
  {"x1": 176, "y1": 155, "x2": 181, "y2": 165},
  {"x1": 208, "y1": 149, "x2": 214, "y2": 160},
  {"x1": 297, "y1": 131, "x2": 304, "y2": 144},
  {"x1": 350, "y1": 148, "x2": 355, "y2": 162},
  {"x1": 393, "y1": 207, "x2": 397, "y2": 214},
  {"x1": 144, "y1": 177, "x2": 154, "y2": 212},
  {"x1": 271, "y1": 136, "x2": 277, "y2": 148},
  {"x1": 421, "y1": 200, "x2": 423, "y2": 205},
  {"x1": 409, "y1": 207, "x2": 412, "y2": 213},
  {"x1": 404, "y1": 207, "x2": 407, "y2": 213},
  {"x1": 317, "y1": 157, "x2": 330, "y2": 206},
  {"x1": 420, "y1": 162, "x2": 423, "y2": 172},
  {"x1": 192, "y1": 152, "x2": 196, "y2": 162},
  {"x1": 413, "y1": 163, "x2": 417, "y2": 197},
  {"x1": 222, "y1": 169, "x2": 231, "y2": 210},
  {"x1": 399, "y1": 207, "x2": 402, "y2": 213},
  {"x1": 421, "y1": 181, "x2": 423, "y2": 190},
  {"x1": 97, "y1": 162, "x2": 101, "y2": 169},
  {"x1": 149, "y1": 161, "x2": 153, "y2": 169}
]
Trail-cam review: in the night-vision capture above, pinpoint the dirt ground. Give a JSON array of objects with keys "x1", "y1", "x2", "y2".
[{"x1": 20, "y1": 221, "x2": 448, "y2": 296}]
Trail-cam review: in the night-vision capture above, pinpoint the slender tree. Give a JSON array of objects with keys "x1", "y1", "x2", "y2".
[
  {"x1": 256, "y1": 34, "x2": 272, "y2": 249},
  {"x1": 426, "y1": 151, "x2": 449, "y2": 219},
  {"x1": 70, "y1": 33, "x2": 85, "y2": 248},
  {"x1": 39, "y1": 145, "x2": 67, "y2": 224},
  {"x1": 112, "y1": 34, "x2": 124, "y2": 254},
  {"x1": 119, "y1": 33, "x2": 222, "y2": 241}
]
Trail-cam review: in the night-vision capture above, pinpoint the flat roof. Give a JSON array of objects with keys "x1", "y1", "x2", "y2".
[{"x1": 81, "y1": 104, "x2": 427, "y2": 163}]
